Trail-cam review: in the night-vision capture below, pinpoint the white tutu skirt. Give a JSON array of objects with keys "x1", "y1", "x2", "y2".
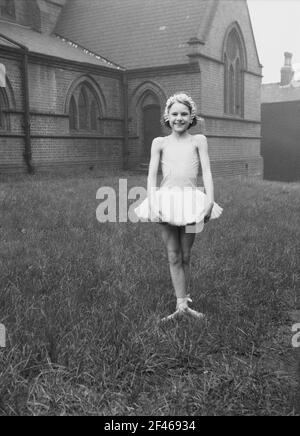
[{"x1": 134, "y1": 187, "x2": 223, "y2": 230}]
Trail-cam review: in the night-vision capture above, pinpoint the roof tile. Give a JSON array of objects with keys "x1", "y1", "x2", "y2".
[
  {"x1": 55, "y1": 0, "x2": 214, "y2": 69},
  {"x1": 0, "y1": 20, "x2": 121, "y2": 69}
]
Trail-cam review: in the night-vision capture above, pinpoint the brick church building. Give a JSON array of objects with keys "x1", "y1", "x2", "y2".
[{"x1": 0, "y1": 0, "x2": 263, "y2": 177}]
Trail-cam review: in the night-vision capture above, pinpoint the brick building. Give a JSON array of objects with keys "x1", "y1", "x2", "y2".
[
  {"x1": 0, "y1": 0, "x2": 263, "y2": 177},
  {"x1": 261, "y1": 53, "x2": 300, "y2": 182}
]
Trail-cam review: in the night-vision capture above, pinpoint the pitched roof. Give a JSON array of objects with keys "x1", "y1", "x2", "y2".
[
  {"x1": 55, "y1": 0, "x2": 217, "y2": 69},
  {"x1": 0, "y1": 20, "x2": 121, "y2": 70}
]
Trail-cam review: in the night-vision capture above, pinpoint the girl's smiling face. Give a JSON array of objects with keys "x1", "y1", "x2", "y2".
[{"x1": 168, "y1": 102, "x2": 192, "y2": 133}]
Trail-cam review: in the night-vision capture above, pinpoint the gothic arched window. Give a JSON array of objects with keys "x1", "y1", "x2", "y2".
[
  {"x1": 69, "y1": 82, "x2": 101, "y2": 132},
  {"x1": 0, "y1": 0, "x2": 16, "y2": 19},
  {"x1": 223, "y1": 26, "x2": 245, "y2": 117}
]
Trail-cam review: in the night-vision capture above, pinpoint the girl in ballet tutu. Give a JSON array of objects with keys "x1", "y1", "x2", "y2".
[{"x1": 135, "y1": 93, "x2": 223, "y2": 321}]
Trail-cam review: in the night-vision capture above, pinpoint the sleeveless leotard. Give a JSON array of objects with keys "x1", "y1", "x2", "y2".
[{"x1": 160, "y1": 137, "x2": 199, "y2": 189}]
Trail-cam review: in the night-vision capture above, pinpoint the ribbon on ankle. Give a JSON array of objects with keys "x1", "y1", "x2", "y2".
[{"x1": 177, "y1": 294, "x2": 192, "y2": 304}]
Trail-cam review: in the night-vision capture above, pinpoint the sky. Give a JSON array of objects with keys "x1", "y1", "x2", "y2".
[{"x1": 247, "y1": 0, "x2": 300, "y2": 83}]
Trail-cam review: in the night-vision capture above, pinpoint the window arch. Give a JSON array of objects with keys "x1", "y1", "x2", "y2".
[
  {"x1": 68, "y1": 81, "x2": 101, "y2": 132},
  {"x1": 223, "y1": 26, "x2": 246, "y2": 117},
  {"x1": 0, "y1": 88, "x2": 9, "y2": 131},
  {"x1": 0, "y1": 0, "x2": 16, "y2": 20}
]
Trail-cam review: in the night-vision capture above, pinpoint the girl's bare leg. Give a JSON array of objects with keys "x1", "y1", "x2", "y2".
[
  {"x1": 178, "y1": 226, "x2": 204, "y2": 319},
  {"x1": 179, "y1": 226, "x2": 196, "y2": 295},
  {"x1": 160, "y1": 223, "x2": 186, "y2": 298}
]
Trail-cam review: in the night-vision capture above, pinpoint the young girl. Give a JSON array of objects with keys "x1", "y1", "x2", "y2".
[{"x1": 135, "y1": 93, "x2": 223, "y2": 321}]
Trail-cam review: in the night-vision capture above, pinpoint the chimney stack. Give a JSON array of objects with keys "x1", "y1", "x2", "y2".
[{"x1": 280, "y1": 52, "x2": 294, "y2": 86}]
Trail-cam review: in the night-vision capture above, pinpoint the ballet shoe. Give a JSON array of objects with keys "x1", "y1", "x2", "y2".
[{"x1": 160, "y1": 295, "x2": 205, "y2": 322}]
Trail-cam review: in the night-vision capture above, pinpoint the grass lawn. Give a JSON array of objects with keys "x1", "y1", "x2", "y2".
[{"x1": 0, "y1": 171, "x2": 299, "y2": 416}]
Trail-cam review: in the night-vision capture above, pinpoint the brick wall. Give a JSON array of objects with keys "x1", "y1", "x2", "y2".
[
  {"x1": 13, "y1": 0, "x2": 66, "y2": 34},
  {"x1": 0, "y1": 137, "x2": 25, "y2": 170},
  {"x1": 31, "y1": 138, "x2": 123, "y2": 170},
  {"x1": 38, "y1": 0, "x2": 66, "y2": 35},
  {"x1": 14, "y1": 0, "x2": 38, "y2": 27},
  {"x1": 0, "y1": 53, "x2": 124, "y2": 173},
  {"x1": 198, "y1": 59, "x2": 223, "y2": 117},
  {"x1": 244, "y1": 73, "x2": 261, "y2": 121}
]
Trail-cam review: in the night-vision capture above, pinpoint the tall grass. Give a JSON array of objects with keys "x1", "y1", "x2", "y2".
[{"x1": 0, "y1": 172, "x2": 299, "y2": 416}]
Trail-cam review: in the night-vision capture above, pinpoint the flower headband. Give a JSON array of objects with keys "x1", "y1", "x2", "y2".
[{"x1": 163, "y1": 93, "x2": 197, "y2": 123}]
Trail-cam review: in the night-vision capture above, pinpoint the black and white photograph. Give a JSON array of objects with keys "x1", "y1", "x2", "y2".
[{"x1": 0, "y1": 0, "x2": 299, "y2": 418}]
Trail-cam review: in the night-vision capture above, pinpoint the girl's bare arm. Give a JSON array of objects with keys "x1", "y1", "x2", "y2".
[
  {"x1": 147, "y1": 137, "x2": 163, "y2": 206},
  {"x1": 196, "y1": 134, "x2": 214, "y2": 205}
]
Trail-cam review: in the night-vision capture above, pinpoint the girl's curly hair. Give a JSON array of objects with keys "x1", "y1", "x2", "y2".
[{"x1": 163, "y1": 93, "x2": 199, "y2": 130}]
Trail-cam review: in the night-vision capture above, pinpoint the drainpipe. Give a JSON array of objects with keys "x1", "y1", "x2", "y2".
[
  {"x1": 0, "y1": 34, "x2": 33, "y2": 174},
  {"x1": 122, "y1": 72, "x2": 129, "y2": 170},
  {"x1": 22, "y1": 47, "x2": 33, "y2": 173}
]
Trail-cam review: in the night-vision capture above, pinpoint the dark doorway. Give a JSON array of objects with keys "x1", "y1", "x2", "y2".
[{"x1": 143, "y1": 104, "x2": 161, "y2": 162}]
